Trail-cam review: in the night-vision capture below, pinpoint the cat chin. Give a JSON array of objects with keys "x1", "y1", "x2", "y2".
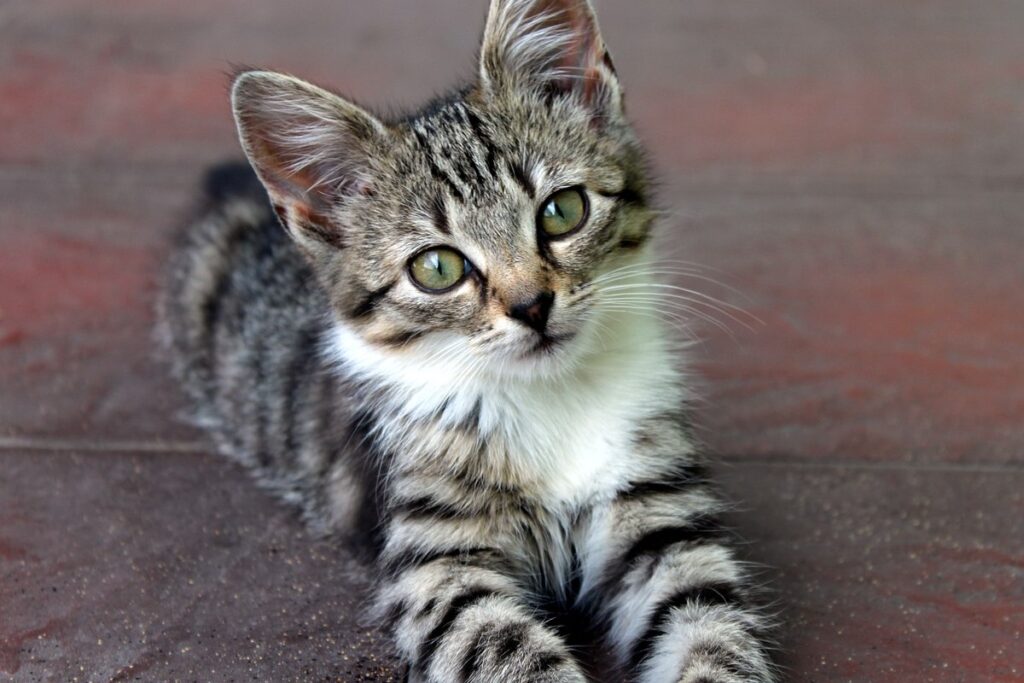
[
  {"x1": 327, "y1": 319, "x2": 593, "y2": 405},
  {"x1": 478, "y1": 331, "x2": 592, "y2": 381},
  {"x1": 481, "y1": 344, "x2": 579, "y2": 381}
]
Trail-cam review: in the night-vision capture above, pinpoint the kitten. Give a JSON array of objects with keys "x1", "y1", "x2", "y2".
[{"x1": 160, "y1": 1, "x2": 777, "y2": 681}]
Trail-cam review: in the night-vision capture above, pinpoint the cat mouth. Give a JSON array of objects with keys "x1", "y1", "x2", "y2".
[{"x1": 526, "y1": 332, "x2": 573, "y2": 356}]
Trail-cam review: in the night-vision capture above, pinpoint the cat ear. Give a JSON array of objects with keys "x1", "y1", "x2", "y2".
[
  {"x1": 479, "y1": 0, "x2": 623, "y2": 119},
  {"x1": 231, "y1": 70, "x2": 390, "y2": 247}
]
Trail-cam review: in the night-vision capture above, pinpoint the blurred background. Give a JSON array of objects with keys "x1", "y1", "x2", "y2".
[{"x1": 1, "y1": 1, "x2": 1022, "y2": 681}]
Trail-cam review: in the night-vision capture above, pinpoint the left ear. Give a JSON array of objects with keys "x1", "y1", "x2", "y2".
[
  {"x1": 479, "y1": 0, "x2": 623, "y2": 120},
  {"x1": 231, "y1": 70, "x2": 390, "y2": 252}
]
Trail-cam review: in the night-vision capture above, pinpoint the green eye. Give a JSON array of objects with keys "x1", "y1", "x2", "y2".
[
  {"x1": 538, "y1": 187, "x2": 588, "y2": 237},
  {"x1": 409, "y1": 248, "x2": 470, "y2": 292}
]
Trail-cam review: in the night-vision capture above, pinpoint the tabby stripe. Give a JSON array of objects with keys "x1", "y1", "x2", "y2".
[
  {"x1": 602, "y1": 50, "x2": 618, "y2": 74},
  {"x1": 592, "y1": 211, "x2": 622, "y2": 251},
  {"x1": 384, "y1": 545, "x2": 502, "y2": 573},
  {"x1": 282, "y1": 326, "x2": 320, "y2": 457},
  {"x1": 459, "y1": 625, "x2": 491, "y2": 682},
  {"x1": 617, "y1": 233, "x2": 651, "y2": 250},
  {"x1": 391, "y1": 496, "x2": 478, "y2": 522},
  {"x1": 418, "y1": 596, "x2": 439, "y2": 619},
  {"x1": 199, "y1": 252, "x2": 235, "y2": 339},
  {"x1": 460, "y1": 621, "x2": 562, "y2": 681},
  {"x1": 566, "y1": 543, "x2": 583, "y2": 605},
  {"x1": 199, "y1": 219, "x2": 251, "y2": 388},
  {"x1": 383, "y1": 598, "x2": 411, "y2": 633},
  {"x1": 536, "y1": 233, "x2": 560, "y2": 268},
  {"x1": 602, "y1": 515, "x2": 724, "y2": 592},
  {"x1": 351, "y1": 281, "x2": 395, "y2": 318},
  {"x1": 431, "y1": 196, "x2": 451, "y2": 235},
  {"x1": 414, "y1": 128, "x2": 467, "y2": 202},
  {"x1": 509, "y1": 160, "x2": 536, "y2": 198},
  {"x1": 528, "y1": 650, "x2": 568, "y2": 673},
  {"x1": 689, "y1": 642, "x2": 752, "y2": 678},
  {"x1": 449, "y1": 148, "x2": 485, "y2": 195},
  {"x1": 448, "y1": 460, "x2": 521, "y2": 496},
  {"x1": 418, "y1": 587, "x2": 498, "y2": 671},
  {"x1": 618, "y1": 464, "x2": 711, "y2": 500},
  {"x1": 460, "y1": 396, "x2": 484, "y2": 431},
  {"x1": 591, "y1": 211, "x2": 649, "y2": 259},
  {"x1": 376, "y1": 330, "x2": 425, "y2": 348},
  {"x1": 250, "y1": 334, "x2": 270, "y2": 467},
  {"x1": 598, "y1": 186, "x2": 646, "y2": 207},
  {"x1": 493, "y1": 621, "x2": 528, "y2": 662},
  {"x1": 457, "y1": 135, "x2": 490, "y2": 189},
  {"x1": 463, "y1": 108, "x2": 500, "y2": 179},
  {"x1": 621, "y1": 515, "x2": 724, "y2": 565},
  {"x1": 324, "y1": 377, "x2": 363, "y2": 467},
  {"x1": 629, "y1": 583, "x2": 744, "y2": 668}
]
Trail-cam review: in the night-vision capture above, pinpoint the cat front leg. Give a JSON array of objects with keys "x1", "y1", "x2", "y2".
[
  {"x1": 377, "y1": 538, "x2": 586, "y2": 682},
  {"x1": 581, "y1": 458, "x2": 776, "y2": 683}
]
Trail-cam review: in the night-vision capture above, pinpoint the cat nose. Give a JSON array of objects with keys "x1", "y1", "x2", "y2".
[{"x1": 508, "y1": 291, "x2": 554, "y2": 333}]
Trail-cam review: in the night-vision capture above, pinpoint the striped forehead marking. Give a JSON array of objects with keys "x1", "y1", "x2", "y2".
[{"x1": 412, "y1": 103, "x2": 507, "y2": 203}]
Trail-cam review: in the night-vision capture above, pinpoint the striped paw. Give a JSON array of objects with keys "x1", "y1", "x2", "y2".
[
  {"x1": 407, "y1": 603, "x2": 586, "y2": 683},
  {"x1": 453, "y1": 619, "x2": 586, "y2": 683}
]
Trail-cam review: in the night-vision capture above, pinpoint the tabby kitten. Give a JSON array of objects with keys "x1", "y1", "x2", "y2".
[{"x1": 161, "y1": 0, "x2": 776, "y2": 681}]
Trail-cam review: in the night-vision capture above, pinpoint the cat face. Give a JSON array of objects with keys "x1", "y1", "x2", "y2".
[{"x1": 232, "y1": 0, "x2": 653, "y2": 379}]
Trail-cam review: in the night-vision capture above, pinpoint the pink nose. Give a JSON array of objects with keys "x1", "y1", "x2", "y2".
[{"x1": 508, "y1": 291, "x2": 554, "y2": 333}]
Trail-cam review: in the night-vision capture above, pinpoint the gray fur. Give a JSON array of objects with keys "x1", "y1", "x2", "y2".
[{"x1": 159, "y1": 1, "x2": 777, "y2": 681}]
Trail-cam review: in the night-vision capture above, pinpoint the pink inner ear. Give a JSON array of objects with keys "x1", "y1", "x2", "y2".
[
  {"x1": 579, "y1": 52, "x2": 605, "y2": 107},
  {"x1": 544, "y1": 1, "x2": 599, "y2": 70},
  {"x1": 274, "y1": 198, "x2": 347, "y2": 250},
  {"x1": 248, "y1": 134, "x2": 317, "y2": 202},
  {"x1": 252, "y1": 132, "x2": 351, "y2": 209},
  {"x1": 528, "y1": 0, "x2": 612, "y2": 109}
]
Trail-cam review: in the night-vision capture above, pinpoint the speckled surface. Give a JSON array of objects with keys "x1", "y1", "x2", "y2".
[
  {"x1": 0, "y1": 451, "x2": 402, "y2": 683},
  {"x1": 2, "y1": 0, "x2": 1023, "y2": 681}
]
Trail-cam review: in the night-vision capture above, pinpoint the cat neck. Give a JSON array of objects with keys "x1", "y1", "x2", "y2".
[{"x1": 329, "y1": 308, "x2": 687, "y2": 503}]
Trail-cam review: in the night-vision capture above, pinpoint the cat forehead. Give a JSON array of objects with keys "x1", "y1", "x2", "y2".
[
  {"x1": 393, "y1": 95, "x2": 599, "y2": 195},
  {"x1": 405, "y1": 101, "x2": 510, "y2": 205}
]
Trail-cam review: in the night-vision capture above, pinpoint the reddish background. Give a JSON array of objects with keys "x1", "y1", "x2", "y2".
[{"x1": 1, "y1": 1, "x2": 1022, "y2": 681}]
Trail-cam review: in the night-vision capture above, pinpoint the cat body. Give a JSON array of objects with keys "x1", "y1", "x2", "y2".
[{"x1": 161, "y1": 1, "x2": 776, "y2": 681}]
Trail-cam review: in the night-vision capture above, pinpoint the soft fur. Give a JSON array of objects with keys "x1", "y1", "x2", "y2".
[{"x1": 159, "y1": 1, "x2": 777, "y2": 681}]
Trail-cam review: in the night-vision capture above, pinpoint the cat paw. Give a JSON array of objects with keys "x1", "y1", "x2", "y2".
[{"x1": 464, "y1": 652, "x2": 587, "y2": 683}]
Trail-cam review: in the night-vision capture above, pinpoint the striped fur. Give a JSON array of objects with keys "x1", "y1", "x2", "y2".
[{"x1": 160, "y1": 1, "x2": 777, "y2": 681}]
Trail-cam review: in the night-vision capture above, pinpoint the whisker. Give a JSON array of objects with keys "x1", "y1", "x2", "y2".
[
  {"x1": 592, "y1": 269, "x2": 756, "y2": 304},
  {"x1": 596, "y1": 296, "x2": 739, "y2": 339},
  {"x1": 598, "y1": 284, "x2": 762, "y2": 327},
  {"x1": 593, "y1": 306, "x2": 709, "y2": 349}
]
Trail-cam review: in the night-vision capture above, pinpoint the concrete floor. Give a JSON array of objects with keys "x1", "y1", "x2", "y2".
[{"x1": 1, "y1": 1, "x2": 1022, "y2": 681}]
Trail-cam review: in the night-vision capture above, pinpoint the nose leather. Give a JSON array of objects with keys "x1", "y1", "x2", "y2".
[{"x1": 508, "y1": 291, "x2": 555, "y2": 333}]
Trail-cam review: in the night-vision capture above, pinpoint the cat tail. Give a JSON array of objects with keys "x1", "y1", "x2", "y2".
[{"x1": 156, "y1": 161, "x2": 276, "y2": 442}]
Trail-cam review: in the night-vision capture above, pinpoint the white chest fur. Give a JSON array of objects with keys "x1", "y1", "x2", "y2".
[{"x1": 329, "y1": 309, "x2": 685, "y2": 507}]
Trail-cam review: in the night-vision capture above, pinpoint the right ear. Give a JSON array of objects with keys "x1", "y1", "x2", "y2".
[{"x1": 231, "y1": 70, "x2": 390, "y2": 248}]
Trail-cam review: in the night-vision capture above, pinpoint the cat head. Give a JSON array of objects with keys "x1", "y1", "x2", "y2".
[{"x1": 232, "y1": 0, "x2": 655, "y2": 381}]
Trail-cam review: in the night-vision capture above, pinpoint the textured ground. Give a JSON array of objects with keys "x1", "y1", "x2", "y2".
[{"x1": 1, "y1": 1, "x2": 1023, "y2": 681}]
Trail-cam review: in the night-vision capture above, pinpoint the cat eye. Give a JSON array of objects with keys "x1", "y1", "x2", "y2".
[
  {"x1": 538, "y1": 187, "x2": 588, "y2": 238},
  {"x1": 408, "y1": 247, "x2": 471, "y2": 292}
]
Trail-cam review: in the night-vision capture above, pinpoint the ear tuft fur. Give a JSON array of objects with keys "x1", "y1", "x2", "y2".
[
  {"x1": 231, "y1": 71, "x2": 389, "y2": 246},
  {"x1": 479, "y1": 0, "x2": 623, "y2": 118}
]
